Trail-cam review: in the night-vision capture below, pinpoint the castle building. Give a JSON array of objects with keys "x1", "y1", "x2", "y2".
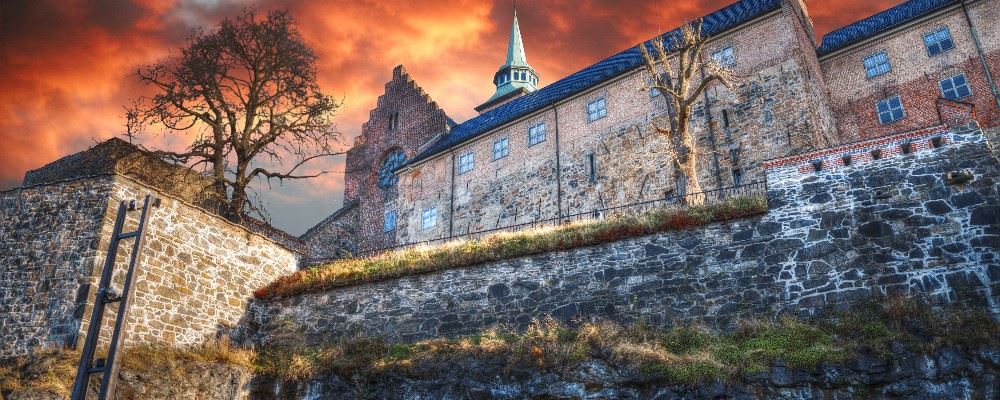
[{"x1": 302, "y1": 0, "x2": 999, "y2": 259}]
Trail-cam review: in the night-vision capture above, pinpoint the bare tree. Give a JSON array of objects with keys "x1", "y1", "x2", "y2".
[
  {"x1": 128, "y1": 9, "x2": 341, "y2": 221},
  {"x1": 639, "y1": 19, "x2": 736, "y2": 204}
]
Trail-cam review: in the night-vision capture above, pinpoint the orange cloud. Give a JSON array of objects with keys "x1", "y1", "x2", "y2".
[{"x1": 0, "y1": 0, "x2": 902, "y2": 233}]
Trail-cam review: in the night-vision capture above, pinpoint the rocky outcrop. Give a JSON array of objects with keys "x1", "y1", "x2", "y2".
[{"x1": 252, "y1": 345, "x2": 1000, "y2": 400}]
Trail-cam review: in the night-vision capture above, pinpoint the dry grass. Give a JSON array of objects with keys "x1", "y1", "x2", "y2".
[
  {"x1": 253, "y1": 298, "x2": 1000, "y2": 386},
  {"x1": 0, "y1": 338, "x2": 255, "y2": 398},
  {"x1": 256, "y1": 196, "x2": 769, "y2": 300}
]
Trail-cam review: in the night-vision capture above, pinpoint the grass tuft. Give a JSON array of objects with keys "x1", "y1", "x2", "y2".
[{"x1": 256, "y1": 196, "x2": 768, "y2": 300}]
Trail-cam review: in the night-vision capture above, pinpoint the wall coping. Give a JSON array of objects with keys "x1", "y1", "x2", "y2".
[
  {"x1": 0, "y1": 172, "x2": 304, "y2": 254},
  {"x1": 763, "y1": 124, "x2": 953, "y2": 170}
]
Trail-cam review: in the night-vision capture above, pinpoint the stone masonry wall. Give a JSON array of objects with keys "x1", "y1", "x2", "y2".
[
  {"x1": 242, "y1": 124, "x2": 998, "y2": 347},
  {"x1": 299, "y1": 199, "x2": 359, "y2": 262},
  {"x1": 0, "y1": 177, "x2": 114, "y2": 355},
  {"x1": 395, "y1": 5, "x2": 838, "y2": 245},
  {"x1": 1, "y1": 174, "x2": 298, "y2": 356}
]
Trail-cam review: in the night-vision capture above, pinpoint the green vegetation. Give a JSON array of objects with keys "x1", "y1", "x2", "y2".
[
  {"x1": 252, "y1": 297, "x2": 1000, "y2": 386},
  {"x1": 3, "y1": 298, "x2": 996, "y2": 395},
  {"x1": 255, "y1": 196, "x2": 769, "y2": 300}
]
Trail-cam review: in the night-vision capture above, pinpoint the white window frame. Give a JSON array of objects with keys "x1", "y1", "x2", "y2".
[
  {"x1": 940, "y1": 73, "x2": 972, "y2": 100},
  {"x1": 863, "y1": 51, "x2": 891, "y2": 78},
  {"x1": 493, "y1": 136, "x2": 509, "y2": 160},
  {"x1": 711, "y1": 46, "x2": 736, "y2": 68},
  {"x1": 528, "y1": 122, "x2": 546, "y2": 146},
  {"x1": 587, "y1": 97, "x2": 607, "y2": 122},
  {"x1": 383, "y1": 210, "x2": 397, "y2": 232},
  {"x1": 458, "y1": 151, "x2": 475, "y2": 175},
  {"x1": 876, "y1": 95, "x2": 905, "y2": 124},
  {"x1": 421, "y1": 207, "x2": 437, "y2": 230}
]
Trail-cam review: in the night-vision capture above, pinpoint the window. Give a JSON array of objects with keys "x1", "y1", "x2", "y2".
[
  {"x1": 383, "y1": 210, "x2": 397, "y2": 232},
  {"x1": 876, "y1": 95, "x2": 905, "y2": 124},
  {"x1": 421, "y1": 208, "x2": 437, "y2": 230},
  {"x1": 924, "y1": 27, "x2": 954, "y2": 56},
  {"x1": 587, "y1": 153, "x2": 597, "y2": 183},
  {"x1": 842, "y1": 155, "x2": 852, "y2": 166},
  {"x1": 493, "y1": 137, "x2": 509, "y2": 160},
  {"x1": 732, "y1": 169, "x2": 743, "y2": 186},
  {"x1": 863, "y1": 51, "x2": 891, "y2": 78},
  {"x1": 587, "y1": 97, "x2": 607, "y2": 122},
  {"x1": 712, "y1": 46, "x2": 736, "y2": 68},
  {"x1": 528, "y1": 122, "x2": 546, "y2": 146},
  {"x1": 458, "y1": 151, "x2": 475, "y2": 175},
  {"x1": 871, "y1": 149, "x2": 882, "y2": 160},
  {"x1": 378, "y1": 150, "x2": 406, "y2": 188},
  {"x1": 940, "y1": 74, "x2": 971, "y2": 100},
  {"x1": 646, "y1": 77, "x2": 661, "y2": 98},
  {"x1": 389, "y1": 112, "x2": 400, "y2": 130}
]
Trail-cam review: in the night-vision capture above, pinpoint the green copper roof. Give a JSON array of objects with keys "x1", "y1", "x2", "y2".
[
  {"x1": 480, "y1": 10, "x2": 539, "y2": 110},
  {"x1": 505, "y1": 10, "x2": 529, "y2": 68}
]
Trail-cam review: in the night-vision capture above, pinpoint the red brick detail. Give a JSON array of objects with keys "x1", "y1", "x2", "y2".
[
  {"x1": 764, "y1": 124, "x2": 949, "y2": 169},
  {"x1": 937, "y1": 98, "x2": 977, "y2": 126}
]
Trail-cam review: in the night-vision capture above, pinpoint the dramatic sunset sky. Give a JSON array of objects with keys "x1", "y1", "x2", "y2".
[{"x1": 0, "y1": 0, "x2": 899, "y2": 234}]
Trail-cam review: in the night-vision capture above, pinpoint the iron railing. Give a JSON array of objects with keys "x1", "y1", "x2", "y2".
[{"x1": 306, "y1": 181, "x2": 767, "y2": 265}]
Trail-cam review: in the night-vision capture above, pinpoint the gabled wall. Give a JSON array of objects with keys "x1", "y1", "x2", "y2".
[{"x1": 337, "y1": 66, "x2": 451, "y2": 253}]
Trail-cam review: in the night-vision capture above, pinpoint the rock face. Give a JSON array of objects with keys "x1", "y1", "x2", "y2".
[
  {"x1": 251, "y1": 345, "x2": 1000, "y2": 400},
  {"x1": 241, "y1": 126, "x2": 999, "y2": 347}
]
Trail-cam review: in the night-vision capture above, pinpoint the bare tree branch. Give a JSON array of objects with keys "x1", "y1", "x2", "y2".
[{"x1": 126, "y1": 8, "x2": 343, "y2": 220}]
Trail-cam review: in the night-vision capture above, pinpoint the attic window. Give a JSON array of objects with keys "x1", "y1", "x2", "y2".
[
  {"x1": 389, "y1": 112, "x2": 400, "y2": 131},
  {"x1": 900, "y1": 142, "x2": 912, "y2": 155},
  {"x1": 871, "y1": 149, "x2": 882, "y2": 160},
  {"x1": 931, "y1": 136, "x2": 944, "y2": 149},
  {"x1": 842, "y1": 155, "x2": 852, "y2": 166}
]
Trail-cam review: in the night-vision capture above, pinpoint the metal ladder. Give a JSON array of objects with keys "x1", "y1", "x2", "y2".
[{"x1": 70, "y1": 195, "x2": 159, "y2": 400}]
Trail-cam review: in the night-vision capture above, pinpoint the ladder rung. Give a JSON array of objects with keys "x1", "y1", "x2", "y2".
[
  {"x1": 117, "y1": 231, "x2": 139, "y2": 239},
  {"x1": 87, "y1": 367, "x2": 105, "y2": 374},
  {"x1": 102, "y1": 296, "x2": 122, "y2": 304}
]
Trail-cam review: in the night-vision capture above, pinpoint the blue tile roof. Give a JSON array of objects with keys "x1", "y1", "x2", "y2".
[
  {"x1": 817, "y1": 0, "x2": 957, "y2": 56},
  {"x1": 403, "y1": 0, "x2": 783, "y2": 168}
]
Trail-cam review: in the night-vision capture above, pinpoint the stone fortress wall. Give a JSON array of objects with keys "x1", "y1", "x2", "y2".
[
  {"x1": 243, "y1": 122, "x2": 999, "y2": 347},
  {"x1": 0, "y1": 149, "x2": 299, "y2": 357},
  {"x1": 304, "y1": 0, "x2": 1000, "y2": 257}
]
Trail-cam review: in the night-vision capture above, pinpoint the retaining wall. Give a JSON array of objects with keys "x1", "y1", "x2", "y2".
[{"x1": 242, "y1": 124, "x2": 999, "y2": 347}]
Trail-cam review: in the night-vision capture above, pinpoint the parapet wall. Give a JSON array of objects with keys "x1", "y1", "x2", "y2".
[
  {"x1": 242, "y1": 124, "x2": 999, "y2": 347},
  {"x1": 0, "y1": 174, "x2": 298, "y2": 356}
]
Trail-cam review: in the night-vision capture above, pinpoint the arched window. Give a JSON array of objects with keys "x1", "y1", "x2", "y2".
[{"x1": 378, "y1": 150, "x2": 406, "y2": 188}]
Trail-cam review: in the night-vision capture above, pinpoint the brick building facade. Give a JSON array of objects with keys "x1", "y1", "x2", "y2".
[{"x1": 305, "y1": 0, "x2": 999, "y2": 256}]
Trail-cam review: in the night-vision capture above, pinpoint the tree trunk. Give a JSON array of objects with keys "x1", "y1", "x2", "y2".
[{"x1": 679, "y1": 125, "x2": 704, "y2": 206}]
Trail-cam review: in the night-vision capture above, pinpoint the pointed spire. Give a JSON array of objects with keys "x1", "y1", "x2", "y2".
[
  {"x1": 476, "y1": 8, "x2": 540, "y2": 113},
  {"x1": 505, "y1": 9, "x2": 528, "y2": 67}
]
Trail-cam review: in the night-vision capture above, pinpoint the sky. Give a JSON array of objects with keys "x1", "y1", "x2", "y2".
[{"x1": 0, "y1": 0, "x2": 900, "y2": 235}]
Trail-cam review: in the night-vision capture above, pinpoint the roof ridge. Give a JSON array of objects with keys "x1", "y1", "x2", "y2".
[{"x1": 402, "y1": 0, "x2": 783, "y2": 169}]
